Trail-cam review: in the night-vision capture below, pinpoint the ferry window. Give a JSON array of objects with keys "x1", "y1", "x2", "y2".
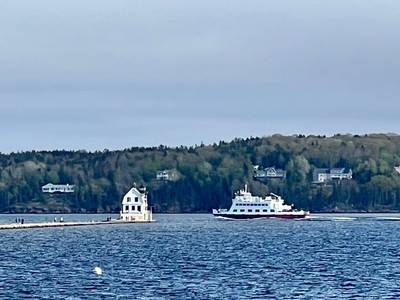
[
  {"x1": 127, "y1": 197, "x2": 131, "y2": 202},
  {"x1": 248, "y1": 209, "x2": 252, "y2": 212},
  {"x1": 255, "y1": 209, "x2": 260, "y2": 212},
  {"x1": 131, "y1": 206, "x2": 135, "y2": 211},
  {"x1": 135, "y1": 197, "x2": 139, "y2": 202},
  {"x1": 240, "y1": 209, "x2": 245, "y2": 212},
  {"x1": 233, "y1": 209, "x2": 237, "y2": 212},
  {"x1": 270, "y1": 209, "x2": 275, "y2": 213},
  {"x1": 263, "y1": 209, "x2": 268, "y2": 212},
  {"x1": 137, "y1": 206, "x2": 141, "y2": 212},
  {"x1": 125, "y1": 205, "x2": 129, "y2": 211}
]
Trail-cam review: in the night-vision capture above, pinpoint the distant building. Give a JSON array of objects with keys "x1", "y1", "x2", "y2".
[
  {"x1": 313, "y1": 168, "x2": 352, "y2": 183},
  {"x1": 313, "y1": 169, "x2": 330, "y2": 183},
  {"x1": 42, "y1": 183, "x2": 75, "y2": 193},
  {"x1": 330, "y1": 168, "x2": 353, "y2": 180},
  {"x1": 120, "y1": 186, "x2": 152, "y2": 222},
  {"x1": 156, "y1": 169, "x2": 179, "y2": 181},
  {"x1": 395, "y1": 166, "x2": 400, "y2": 175},
  {"x1": 254, "y1": 167, "x2": 286, "y2": 181}
]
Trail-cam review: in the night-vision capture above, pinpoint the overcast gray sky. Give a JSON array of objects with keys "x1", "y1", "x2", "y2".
[{"x1": 0, "y1": 0, "x2": 399, "y2": 152}]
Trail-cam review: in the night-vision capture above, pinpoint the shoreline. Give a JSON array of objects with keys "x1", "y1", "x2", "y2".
[{"x1": 2, "y1": 211, "x2": 400, "y2": 215}]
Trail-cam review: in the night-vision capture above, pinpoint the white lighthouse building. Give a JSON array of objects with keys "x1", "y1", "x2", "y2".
[{"x1": 120, "y1": 186, "x2": 153, "y2": 222}]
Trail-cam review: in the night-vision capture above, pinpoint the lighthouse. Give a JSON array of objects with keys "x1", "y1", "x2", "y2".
[{"x1": 120, "y1": 186, "x2": 153, "y2": 222}]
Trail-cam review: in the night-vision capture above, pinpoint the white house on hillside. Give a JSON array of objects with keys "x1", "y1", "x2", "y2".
[
  {"x1": 156, "y1": 169, "x2": 179, "y2": 181},
  {"x1": 254, "y1": 166, "x2": 286, "y2": 180},
  {"x1": 120, "y1": 186, "x2": 153, "y2": 222},
  {"x1": 313, "y1": 168, "x2": 352, "y2": 183},
  {"x1": 42, "y1": 183, "x2": 75, "y2": 193},
  {"x1": 395, "y1": 166, "x2": 400, "y2": 175}
]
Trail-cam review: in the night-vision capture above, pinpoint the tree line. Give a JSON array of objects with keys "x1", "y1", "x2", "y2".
[{"x1": 1, "y1": 133, "x2": 400, "y2": 213}]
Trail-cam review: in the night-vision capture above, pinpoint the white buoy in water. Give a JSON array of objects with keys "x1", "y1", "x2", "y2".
[{"x1": 94, "y1": 266, "x2": 103, "y2": 276}]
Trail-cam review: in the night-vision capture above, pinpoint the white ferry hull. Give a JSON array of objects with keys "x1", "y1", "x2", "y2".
[{"x1": 213, "y1": 211, "x2": 308, "y2": 220}]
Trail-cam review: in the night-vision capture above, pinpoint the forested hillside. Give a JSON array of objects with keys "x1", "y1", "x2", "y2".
[{"x1": 1, "y1": 134, "x2": 400, "y2": 213}]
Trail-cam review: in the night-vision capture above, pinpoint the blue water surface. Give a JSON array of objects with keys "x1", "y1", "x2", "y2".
[{"x1": 1, "y1": 213, "x2": 400, "y2": 299}]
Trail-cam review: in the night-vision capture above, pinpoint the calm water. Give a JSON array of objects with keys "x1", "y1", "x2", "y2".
[{"x1": 1, "y1": 214, "x2": 400, "y2": 299}]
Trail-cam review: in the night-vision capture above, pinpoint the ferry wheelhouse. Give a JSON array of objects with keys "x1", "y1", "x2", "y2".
[{"x1": 213, "y1": 185, "x2": 309, "y2": 219}]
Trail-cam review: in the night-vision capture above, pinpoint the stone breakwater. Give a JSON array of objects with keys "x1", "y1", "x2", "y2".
[{"x1": 0, "y1": 220, "x2": 154, "y2": 230}]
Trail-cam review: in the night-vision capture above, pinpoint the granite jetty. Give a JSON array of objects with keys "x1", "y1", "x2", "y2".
[
  {"x1": 0, "y1": 186, "x2": 154, "y2": 230},
  {"x1": 0, "y1": 219, "x2": 153, "y2": 231}
]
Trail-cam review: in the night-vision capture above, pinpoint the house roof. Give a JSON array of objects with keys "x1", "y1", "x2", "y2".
[
  {"x1": 330, "y1": 168, "x2": 346, "y2": 174},
  {"x1": 314, "y1": 168, "x2": 351, "y2": 174},
  {"x1": 42, "y1": 183, "x2": 74, "y2": 187},
  {"x1": 127, "y1": 187, "x2": 146, "y2": 196},
  {"x1": 314, "y1": 168, "x2": 329, "y2": 174}
]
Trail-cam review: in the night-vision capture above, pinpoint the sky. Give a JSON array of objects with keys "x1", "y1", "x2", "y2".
[{"x1": 0, "y1": 0, "x2": 399, "y2": 152}]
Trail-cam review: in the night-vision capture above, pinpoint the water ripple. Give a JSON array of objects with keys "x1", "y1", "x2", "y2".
[{"x1": 1, "y1": 214, "x2": 400, "y2": 299}]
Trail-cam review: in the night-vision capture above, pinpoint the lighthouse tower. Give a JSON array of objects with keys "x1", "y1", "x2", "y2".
[{"x1": 120, "y1": 186, "x2": 153, "y2": 222}]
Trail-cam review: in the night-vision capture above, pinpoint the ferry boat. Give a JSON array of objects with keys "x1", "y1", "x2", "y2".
[{"x1": 213, "y1": 185, "x2": 309, "y2": 219}]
